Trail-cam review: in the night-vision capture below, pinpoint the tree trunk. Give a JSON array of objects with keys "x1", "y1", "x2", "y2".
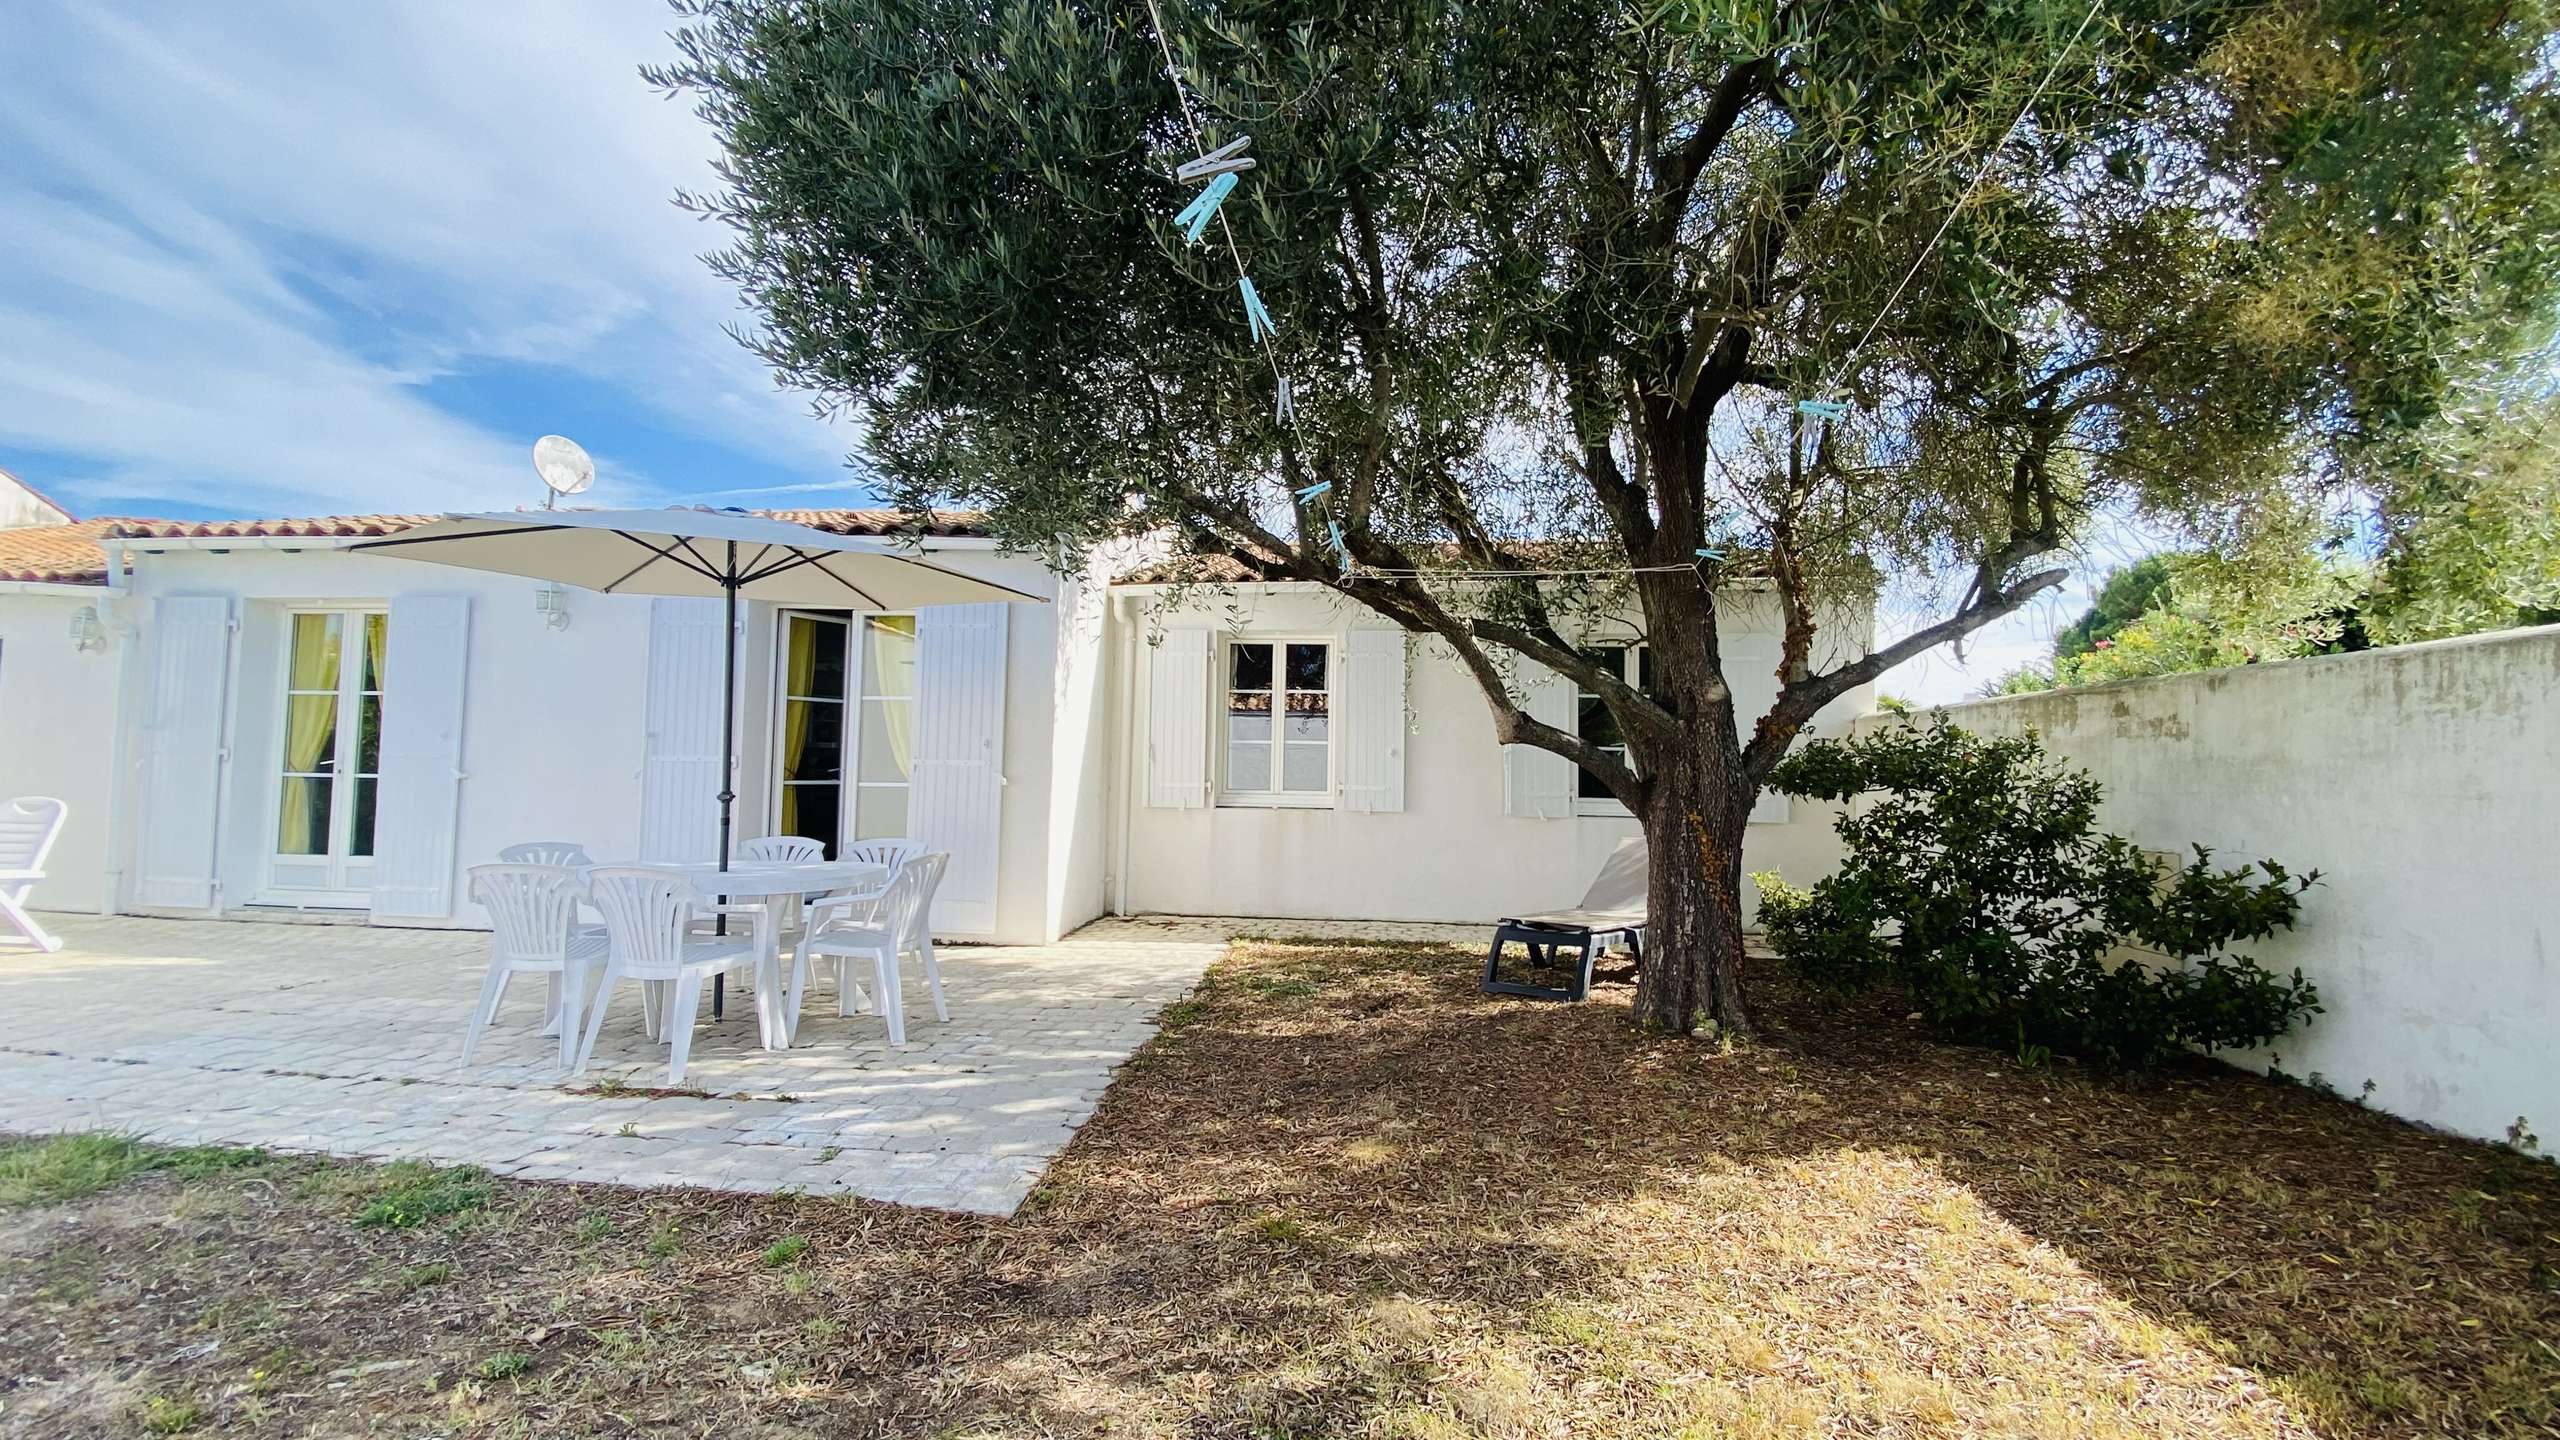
[{"x1": 1629, "y1": 750, "x2": 1755, "y2": 1037}]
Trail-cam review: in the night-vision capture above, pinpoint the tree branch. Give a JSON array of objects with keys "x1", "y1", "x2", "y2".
[{"x1": 1742, "y1": 566, "x2": 2069, "y2": 780}]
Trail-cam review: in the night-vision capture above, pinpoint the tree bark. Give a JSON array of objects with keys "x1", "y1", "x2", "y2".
[{"x1": 1629, "y1": 746, "x2": 1756, "y2": 1038}]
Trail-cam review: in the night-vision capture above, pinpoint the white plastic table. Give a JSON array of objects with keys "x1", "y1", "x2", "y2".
[{"x1": 584, "y1": 859, "x2": 887, "y2": 1038}]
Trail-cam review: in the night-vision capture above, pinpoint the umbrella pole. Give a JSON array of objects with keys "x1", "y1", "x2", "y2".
[{"x1": 713, "y1": 548, "x2": 738, "y2": 1020}]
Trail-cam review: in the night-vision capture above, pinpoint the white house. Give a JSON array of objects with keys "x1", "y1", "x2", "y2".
[{"x1": 0, "y1": 505, "x2": 1872, "y2": 943}]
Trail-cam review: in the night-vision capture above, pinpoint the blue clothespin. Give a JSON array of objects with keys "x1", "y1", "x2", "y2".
[
  {"x1": 1239, "y1": 276, "x2": 1278, "y2": 343},
  {"x1": 1796, "y1": 397, "x2": 1848, "y2": 421},
  {"x1": 1174, "y1": 172, "x2": 1237, "y2": 245},
  {"x1": 1294, "y1": 478, "x2": 1330, "y2": 503},
  {"x1": 1326, "y1": 517, "x2": 1352, "y2": 572},
  {"x1": 1695, "y1": 546, "x2": 1728, "y2": 562}
]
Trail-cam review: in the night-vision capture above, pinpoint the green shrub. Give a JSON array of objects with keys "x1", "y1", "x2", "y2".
[{"x1": 1756, "y1": 717, "x2": 2321, "y2": 1070}]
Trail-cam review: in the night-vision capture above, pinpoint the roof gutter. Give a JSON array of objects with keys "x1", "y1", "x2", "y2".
[{"x1": 0, "y1": 579, "x2": 106, "y2": 596}]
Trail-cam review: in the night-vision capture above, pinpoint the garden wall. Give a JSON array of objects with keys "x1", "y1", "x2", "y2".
[{"x1": 1858, "y1": 623, "x2": 2560, "y2": 1147}]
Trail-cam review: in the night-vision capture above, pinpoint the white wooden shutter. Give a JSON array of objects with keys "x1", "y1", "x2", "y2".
[
  {"x1": 135, "y1": 594, "x2": 235, "y2": 909},
  {"x1": 1501, "y1": 663, "x2": 1577, "y2": 818},
  {"x1": 370, "y1": 593, "x2": 472, "y2": 919},
  {"x1": 639, "y1": 597, "x2": 728, "y2": 863},
  {"x1": 1341, "y1": 626, "x2": 1407, "y2": 813},
  {"x1": 1724, "y1": 632, "x2": 1790, "y2": 824},
  {"x1": 1143, "y1": 625, "x2": 1212, "y2": 809},
  {"x1": 910, "y1": 603, "x2": 1008, "y2": 936}
]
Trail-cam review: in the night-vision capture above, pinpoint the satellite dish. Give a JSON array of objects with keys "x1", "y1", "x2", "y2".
[{"x1": 532, "y1": 434, "x2": 595, "y2": 509}]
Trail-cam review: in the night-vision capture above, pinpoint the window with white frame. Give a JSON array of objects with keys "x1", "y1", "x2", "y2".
[
  {"x1": 1576, "y1": 643, "x2": 1653, "y2": 803},
  {"x1": 1222, "y1": 639, "x2": 1332, "y2": 803}
]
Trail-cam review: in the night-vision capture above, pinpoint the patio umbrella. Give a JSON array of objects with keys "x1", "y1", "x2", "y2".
[{"x1": 353, "y1": 507, "x2": 1044, "y2": 1011}]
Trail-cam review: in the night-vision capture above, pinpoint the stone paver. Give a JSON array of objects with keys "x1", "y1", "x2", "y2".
[{"x1": 0, "y1": 914, "x2": 1401, "y2": 1214}]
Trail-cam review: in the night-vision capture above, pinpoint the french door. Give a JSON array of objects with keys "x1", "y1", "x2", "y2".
[
  {"x1": 773, "y1": 610, "x2": 916, "y2": 858},
  {"x1": 263, "y1": 608, "x2": 384, "y2": 905}
]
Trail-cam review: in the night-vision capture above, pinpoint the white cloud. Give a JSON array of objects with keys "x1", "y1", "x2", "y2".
[{"x1": 0, "y1": 2, "x2": 845, "y2": 517}]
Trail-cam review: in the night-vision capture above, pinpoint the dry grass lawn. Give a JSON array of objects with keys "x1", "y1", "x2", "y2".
[{"x1": 3, "y1": 937, "x2": 2554, "y2": 1438}]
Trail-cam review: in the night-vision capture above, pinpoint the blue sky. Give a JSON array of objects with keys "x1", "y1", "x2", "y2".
[
  {"x1": 0, "y1": 3, "x2": 867, "y2": 524},
  {"x1": 0, "y1": 2, "x2": 2078, "y2": 701}
]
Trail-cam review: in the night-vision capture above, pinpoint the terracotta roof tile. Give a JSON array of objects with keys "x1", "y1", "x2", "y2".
[
  {"x1": 0, "y1": 519, "x2": 130, "y2": 586},
  {"x1": 102, "y1": 508, "x2": 990, "y2": 545},
  {"x1": 106, "y1": 514, "x2": 441, "y2": 542}
]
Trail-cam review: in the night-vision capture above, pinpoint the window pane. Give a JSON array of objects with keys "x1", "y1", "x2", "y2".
[
  {"x1": 1283, "y1": 700, "x2": 1328, "y2": 745},
  {"x1": 1228, "y1": 708, "x2": 1271, "y2": 793},
  {"x1": 360, "y1": 613, "x2": 387, "y2": 692},
  {"x1": 1579, "y1": 750, "x2": 1622, "y2": 800},
  {"x1": 1285, "y1": 643, "x2": 1327, "y2": 690},
  {"x1": 287, "y1": 613, "x2": 342, "y2": 690},
  {"x1": 276, "y1": 776, "x2": 332, "y2": 855},
  {"x1": 1230, "y1": 642, "x2": 1272, "y2": 693},
  {"x1": 1281, "y1": 744, "x2": 1327, "y2": 792},
  {"x1": 853, "y1": 785, "x2": 908, "y2": 841},
  {"x1": 350, "y1": 777, "x2": 377, "y2": 857},
  {"x1": 1578, "y1": 693, "x2": 1623, "y2": 749},
  {"x1": 1227, "y1": 740, "x2": 1271, "y2": 792},
  {"x1": 783, "y1": 700, "x2": 842, "y2": 781},
  {"x1": 858, "y1": 698, "x2": 914, "y2": 783},
  {"x1": 280, "y1": 695, "x2": 338, "y2": 773},
  {"x1": 790, "y1": 616, "x2": 848, "y2": 700},
  {"x1": 862, "y1": 616, "x2": 916, "y2": 699},
  {"x1": 1636, "y1": 645, "x2": 1654, "y2": 695},
  {"x1": 780, "y1": 783, "x2": 839, "y2": 854},
  {"x1": 356, "y1": 696, "x2": 381, "y2": 775}
]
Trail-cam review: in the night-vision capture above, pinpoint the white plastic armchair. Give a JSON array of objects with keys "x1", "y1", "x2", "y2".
[
  {"x1": 738, "y1": 834, "x2": 825, "y2": 863},
  {"x1": 464, "y1": 863, "x2": 604, "y2": 1069},
  {"x1": 788, "y1": 852, "x2": 949, "y2": 1047},
  {"x1": 0, "y1": 797, "x2": 69, "y2": 953},
  {"x1": 788, "y1": 837, "x2": 925, "y2": 1007},
  {"x1": 576, "y1": 867, "x2": 772, "y2": 1084},
  {"x1": 498, "y1": 842, "x2": 603, "y2": 938}
]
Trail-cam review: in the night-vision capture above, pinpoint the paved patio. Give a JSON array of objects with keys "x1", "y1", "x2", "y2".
[{"x1": 0, "y1": 915, "x2": 1249, "y2": 1214}]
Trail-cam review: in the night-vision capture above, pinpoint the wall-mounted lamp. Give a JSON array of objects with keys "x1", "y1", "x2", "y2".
[
  {"x1": 67, "y1": 605, "x2": 106, "y2": 654},
  {"x1": 533, "y1": 583, "x2": 572, "y2": 631}
]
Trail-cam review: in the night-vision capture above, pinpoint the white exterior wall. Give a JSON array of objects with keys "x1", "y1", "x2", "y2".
[
  {"x1": 38, "y1": 541, "x2": 1084, "y2": 945},
  {"x1": 0, "y1": 590, "x2": 125, "y2": 913},
  {"x1": 1864, "y1": 625, "x2": 2560, "y2": 1146},
  {"x1": 1110, "y1": 583, "x2": 1873, "y2": 926},
  {"x1": 0, "y1": 470, "x2": 73, "y2": 529}
]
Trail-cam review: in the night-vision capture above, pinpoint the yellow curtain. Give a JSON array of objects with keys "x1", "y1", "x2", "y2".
[
  {"x1": 364, "y1": 613, "x2": 388, "y2": 695},
  {"x1": 780, "y1": 618, "x2": 818, "y2": 834},
  {"x1": 278, "y1": 616, "x2": 340, "y2": 854},
  {"x1": 872, "y1": 618, "x2": 916, "y2": 777}
]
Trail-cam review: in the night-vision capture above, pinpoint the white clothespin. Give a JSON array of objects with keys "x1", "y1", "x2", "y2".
[{"x1": 1176, "y1": 135, "x2": 1256, "y2": 184}]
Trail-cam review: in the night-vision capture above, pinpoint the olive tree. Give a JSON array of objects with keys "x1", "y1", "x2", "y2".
[{"x1": 656, "y1": 0, "x2": 2560, "y2": 1034}]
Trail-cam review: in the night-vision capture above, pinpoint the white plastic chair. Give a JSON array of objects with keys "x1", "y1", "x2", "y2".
[
  {"x1": 575, "y1": 867, "x2": 771, "y2": 1084},
  {"x1": 804, "y1": 838, "x2": 927, "y2": 1006},
  {"x1": 733, "y1": 834, "x2": 829, "y2": 946},
  {"x1": 498, "y1": 841, "x2": 605, "y2": 944},
  {"x1": 0, "y1": 797, "x2": 69, "y2": 953},
  {"x1": 463, "y1": 864, "x2": 604, "y2": 1069},
  {"x1": 790, "y1": 852, "x2": 949, "y2": 1048}
]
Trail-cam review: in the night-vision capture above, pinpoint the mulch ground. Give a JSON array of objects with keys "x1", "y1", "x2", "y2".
[{"x1": 3, "y1": 938, "x2": 2553, "y2": 1438}]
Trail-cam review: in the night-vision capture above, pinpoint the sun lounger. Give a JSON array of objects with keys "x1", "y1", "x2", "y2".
[{"x1": 1482, "y1": 836, "x2": 1647, "y2": 1002}]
